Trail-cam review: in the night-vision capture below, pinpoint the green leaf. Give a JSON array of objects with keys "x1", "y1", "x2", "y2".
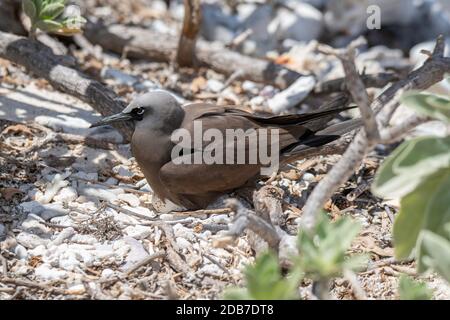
[
  {"x1": 343, "y1": 254, "x2": 369, "y2": 272},
  {"x1": 22, "y1": 0, "x2": 37, "y2": 21},
  {"x1": 372, "y1": 136, "x2": 450, "y2": 198},
  {"x1": 223, "y1": 252, "x2": 302, "y2": 300},
  {"x1": 223, "y1": 288, "x2": 251, "y2": 300},
  {"x1": 297, "y1": 214, "x2": 365, "y2": 280},
  {"x1": 34, "y1": 19, "x2": 62, "y2": 32},
  {"x1": 33, "y1": 0, "x2": 43, "y2": 14},
  {"x1": 402, "y1": 92, "x2": 450, "y2": 123},
  {"x1": 245, "y1": 253, "x2": 300, "y2": 300},
  {"x1": 398, "y1": 275, "x2": 433, "y2": 300},
  {"x1": 393, "y1": 169, "x2": 450, "y2": 259},
  {"x1": 418, "y1": 231, "x2": 450, "y2": 282},
  {"x1": 39, "y1": 3, "x2": 65, "y2": 20}
]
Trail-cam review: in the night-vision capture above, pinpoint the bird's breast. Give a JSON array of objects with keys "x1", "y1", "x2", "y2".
[{"x1": 131, "y1": 128, "x2": 175, "y2": 200}]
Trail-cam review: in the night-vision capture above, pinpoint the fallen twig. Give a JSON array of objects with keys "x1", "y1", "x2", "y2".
[
  {"x1": 76, "y1": 177, "x2": 150, "y2": 196},
  {"x1": 105, "y1": 202, "x2": 157, "y2": 222},
  {"x1": 159, "y1": 224, "x2": 192, "y2": 274},
  {"x1": 315, "y1": 73, "x2": 400, "y2": 94},
  {"x1": 219, "y1": 186, "x2": 292, "y2": 256},
  {"x1": 203, "y1": 254, "x2": 230, "y2": 275},
  {"x1": 174, "y1": 208, "x2": 232, "y2": 216},
  {"x1": 0, "y1": 277, "x2": 69, "y2": 295},
  {"x1": 125, "y1": 250, "x2": 166, "y2": 276},
  {"x1": 225, "y1": 199, "x2": 281, "y2": 251}
]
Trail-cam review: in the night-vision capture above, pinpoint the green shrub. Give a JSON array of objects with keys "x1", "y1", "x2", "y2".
[
  {"x1": 372, "y1": 91, "x2": 450, "y2": 283},
  {"x1": 398, "y1": 275, "x2": 433, "y2": 300},
  {"x1": 22, "y1": 0, "x2": 86, "y2": 36},
  {"x1": 224, "y1": 214, "x2": 366, "y2": 299}
]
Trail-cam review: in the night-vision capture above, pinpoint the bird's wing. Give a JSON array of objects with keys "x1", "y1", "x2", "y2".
[
  {"x1": 161, "y1": 103, "x2": 352, "y2": 195},
  {"x1": 161, "y1": 106, "x2": 290, "y2": 195},
  {"x1": 176, "y1": 103, "x2": 305, "y2": 153}
]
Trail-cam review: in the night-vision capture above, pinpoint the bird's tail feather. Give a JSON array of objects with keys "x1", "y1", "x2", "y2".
[{"x1": 282, "y1": 118, "x2": 362, "y2": 157}]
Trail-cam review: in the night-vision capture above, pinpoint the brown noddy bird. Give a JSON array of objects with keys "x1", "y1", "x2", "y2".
[{"x1": 91, "y1": 91, "x2": 359, "y2": 210}]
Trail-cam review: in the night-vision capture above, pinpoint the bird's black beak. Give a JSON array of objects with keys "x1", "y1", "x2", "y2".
[{"x1": 90, "y1": 112, "x2": 134, "y2": 128}]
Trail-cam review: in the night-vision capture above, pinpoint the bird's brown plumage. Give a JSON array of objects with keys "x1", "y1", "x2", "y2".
[{"x1": 131, "y1": 100, "x2": 355, "y2": 210}]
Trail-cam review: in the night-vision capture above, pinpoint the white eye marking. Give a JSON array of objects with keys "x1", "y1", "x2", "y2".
[{"x1": 136, "y1": 108, "x2": 145, "y2": 115}]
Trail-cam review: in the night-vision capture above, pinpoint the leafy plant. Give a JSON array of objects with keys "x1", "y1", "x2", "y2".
[
  {"x1": 296, "y1": 214, "x2": 367, "y2": 281},
  {"x1": 223, "y1": 252, "x2": 302, "y2": 300},
  {"x1": 224, "y1": 214, "x2": 366, "y2": 300},
  {"x1": 22, "y1": 0, "x2": 86, "y2": 37},
  {"x1": 418, "y1": 229, "x2": 450, "y2": 282},
  {"x1": 398, "y1": 275, "x2": 433, "y2": 300},
  {"x1": 372, "y1": 91, "x2": 450, "y2": 282}
]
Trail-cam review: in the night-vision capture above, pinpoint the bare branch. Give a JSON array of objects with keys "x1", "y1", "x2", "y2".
[
  {"x1": 125, "y1": 250, "x2": 166, "y2": 276},
  {"x1": 315, "y1": 73, "x2": 399, "y2": 94},
  {"x1": 318, "y1": 39, "x2": 380, "y2": 141},
  {"x1": 340, "y1": 48, "x2": 380, "y2": 141},
  {"x1": 176, "y1": 0, "x2": 202, "y2": 67},
  {"x1": 380, "y1": 114, "x2": 430, "y2": 144},
  {"x1": 301, "y1": 35, "x2": 450, "y2": 231},
  {"x1": 225, "y1": 198, "x2": 281, "y2": 250}
]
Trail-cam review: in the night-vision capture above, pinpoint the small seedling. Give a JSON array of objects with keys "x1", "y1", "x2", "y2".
[{"x1": 22, "y1": 0, "x2": 86, "y2": 37}]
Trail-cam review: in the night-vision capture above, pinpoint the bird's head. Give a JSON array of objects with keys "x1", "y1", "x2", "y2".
[{"x1": 90, "y1": 90, "x2": 183, "y2": 129}]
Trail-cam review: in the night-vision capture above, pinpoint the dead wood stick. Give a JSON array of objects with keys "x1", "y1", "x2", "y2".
[
  {"x1": 159, "y1": 224, "x2": 192, "y2": 274},
  {"x1": 105, "y1": 202, "x2": 157, "y2": 222},
  {"x1": 224, "y1": 194, "x2": 281, "y2": 251},
  {"x1": 374, "y1": 36, "x2": 450, "y2": 121},
  {"x1": 174, "y1": 208, "x2": 232, "y2": 216},
  {"x1": 0, "y1": 254, "x2": 8, "y2": 276},
  {"x1": 0, "y1": 277, "x2": 69, "y2": 295},
  {"x1": 83, "y1": 23, "x2": 303, "y2": 89},
  {"x1": 125, "y1": 250, "x2": 166, "y2": 276},
  {"x1": 301, "y1": 35, "x2": 450, "y2": 231},
  {"x1": 203, "y1": 253, "x2": 230, "y2": 275},
  {"x1": 380, "y1": 114, "x2": 430, "y2": 144},
  {"x1": 227, "y1": 28, "x2": 253, "y2": 49},
  {"x1": 221, "y1": 70, "x2": 245, "y2": 91},
  {"x1": 253, "y1": 185, "x2": 284, "y2": 227},
  {"x1": 346, "y1": 179, "x2": 371, "y2": 202},
  {"x1": 177, "y1": 0, "x2": 201, "y2": 67},
  {"x1": 82, "y1": 281, "x2": 110, "y2": 300},
  {"x1": 0, "y1": 287, "x2": 15, "y2": 293},
  {"x1": 315, "y1": 73, "x2": 400, "y2": 94},
  {"x1": 318, "y1": 39, "x2": 380, "y2": 141},
  {"x1": 0, "y1": 31, "x2": 133, "y2": 141},
  {"x1": 76, "y1": 177, "x2": 149, "y2": 196}
]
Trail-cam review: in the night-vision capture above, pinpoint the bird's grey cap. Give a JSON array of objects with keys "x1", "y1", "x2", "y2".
[
  {"x1": 90, "y1": 90, "x2": 184, "y2": 128},
  {"x1": 122, "y1": 90, "x2": 180, "y2": 114}
]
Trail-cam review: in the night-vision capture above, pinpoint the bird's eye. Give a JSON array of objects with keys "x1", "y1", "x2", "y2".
[{"x1": 136, "y1": 108, "x2": 145, "y2": 115}]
